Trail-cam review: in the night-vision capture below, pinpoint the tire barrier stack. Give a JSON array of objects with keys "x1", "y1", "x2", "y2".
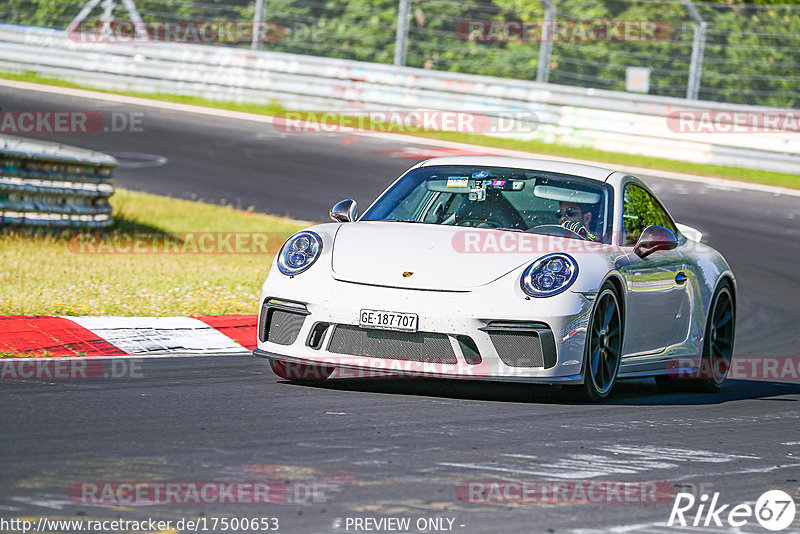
[{"x1": 0, "y1": 135, "x2": 117, "y2": 228}]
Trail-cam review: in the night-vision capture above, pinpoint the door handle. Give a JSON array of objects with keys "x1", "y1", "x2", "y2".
[{"x1": 675, "y1": 272, "x2": 688, "y2": 285}]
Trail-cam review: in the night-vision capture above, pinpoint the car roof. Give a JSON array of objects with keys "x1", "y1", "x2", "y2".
[{"x1": 417, "y1": 156, "x2": 616, "y2": 182}]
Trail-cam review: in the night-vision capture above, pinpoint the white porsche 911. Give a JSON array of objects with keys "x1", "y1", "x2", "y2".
[{"x1": 254, "y1": 157, "x2": 736, "y2": 401}]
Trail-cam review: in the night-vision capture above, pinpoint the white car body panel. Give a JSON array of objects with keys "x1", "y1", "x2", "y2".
[{"x1": 255, "y1": 157, "x2": 736, "y2": 385}]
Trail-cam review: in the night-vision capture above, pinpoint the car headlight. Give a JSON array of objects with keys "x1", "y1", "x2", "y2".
[
  {"x1": 520, "y1": 254, "x2": 578, "y2": 297},
  {"x1": 277, "y1": 231, "x2": 322, "y2": 276}
]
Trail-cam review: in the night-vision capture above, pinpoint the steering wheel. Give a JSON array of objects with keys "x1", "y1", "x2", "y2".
[
  {"x1": 529, "y1": 224, "x2": 584, "y2": 239},
  {"x1": 455, "y1": 219, "x2": 503, "y2": 228}
]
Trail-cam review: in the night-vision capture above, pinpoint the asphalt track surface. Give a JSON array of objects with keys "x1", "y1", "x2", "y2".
[{"x1": 2, "y1": 84, "x2": 800, "y2": 533}]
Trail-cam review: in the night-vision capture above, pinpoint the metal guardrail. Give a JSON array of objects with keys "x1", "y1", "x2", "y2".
[
  {"x1": 0, "y1": 24, "x2": 798, "y2": 175},
  {"x1": 0, "y1": 134, "x2": 116, "y2": 227}
]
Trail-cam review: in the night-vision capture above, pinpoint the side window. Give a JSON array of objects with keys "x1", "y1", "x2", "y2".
[{"x1": 622, "y1": 184, "x2": 677, "y2": 245}]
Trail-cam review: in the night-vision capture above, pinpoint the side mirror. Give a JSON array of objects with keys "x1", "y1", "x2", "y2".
[
  {"x1": 330, "y1": 199, "x2": 357, "y2": 222},
  {"x1": 634, "y1": 225, "x2": 678, "y2": 258}
]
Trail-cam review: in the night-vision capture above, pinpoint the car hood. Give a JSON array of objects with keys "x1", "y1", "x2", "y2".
[{"x1": 331, "y1": 222, "x2": 556, "y2": 291}]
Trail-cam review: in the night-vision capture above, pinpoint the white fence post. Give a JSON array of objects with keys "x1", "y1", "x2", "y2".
[
  {"x1": 252, "y1": 0, "x2": 266, "y2": 50},
  {"x1": 393, "y1": 0, "x2": 411, "y2": 67},
  {"x1": 684, "y1": 0, "x2": 707, "y2": 101},
  {"x1": 537, "y1": 0, "x2": 556, "y2": 84}
]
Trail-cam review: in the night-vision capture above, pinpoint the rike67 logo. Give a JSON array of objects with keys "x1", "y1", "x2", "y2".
[{"x1": 669, "y1": 489, "x2": 796, "y2": 531}]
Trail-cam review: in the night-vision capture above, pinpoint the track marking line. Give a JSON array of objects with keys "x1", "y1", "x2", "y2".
[
  {"x1": 439, "y1": 446, "x2": 763, "y2": 480},
  {"x1": 668, "y1": 462, "x2": 800, "y2": 483}
]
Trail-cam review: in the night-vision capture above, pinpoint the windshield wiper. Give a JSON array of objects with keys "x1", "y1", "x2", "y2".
[{"x1": 375, "y1": 220, "x2": 524, "y2": 231}]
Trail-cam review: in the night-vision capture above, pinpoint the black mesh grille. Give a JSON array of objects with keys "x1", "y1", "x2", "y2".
[
  {"x1": 266, "y1": 310, "x2": 305, "y2": 346},
  {"x1": 328, "y1": 325, "x2": 457, "y2": 364},
  {"x1": 489, "y1": 331, "x2": 545, "y2": 368}
]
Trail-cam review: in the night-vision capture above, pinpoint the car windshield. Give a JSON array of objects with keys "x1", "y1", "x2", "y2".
[{"x1": 361, "y1": 165, "x2": 614, "y2": 243}]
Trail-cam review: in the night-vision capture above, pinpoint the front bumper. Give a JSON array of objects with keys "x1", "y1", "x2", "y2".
[{"x1": 254, "y1": 269, "x2": 594, "y2": 385}]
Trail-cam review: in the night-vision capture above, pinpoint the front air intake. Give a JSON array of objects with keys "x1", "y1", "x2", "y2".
[
  {"x1": 327, "y1": 325, "x2": 457, "y2": 364},
  {"x1": 488, "y1": 331, "x2": 546, "y2": 367},
  {"x1": 481, "y1": 321, "x2": 557, "y2": 369},
  {"x1": 456, "y1": 335, "x2": 482, "y2": 364},
  {"x1": 259, "y1": 298, "x2": 309, "y2": 345},
  {"x1": 266, "y1": 310, "x2": 306, "y2": 346}
]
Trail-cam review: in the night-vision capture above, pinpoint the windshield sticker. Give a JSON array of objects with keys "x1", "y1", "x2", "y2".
[
  {"x1": 446, "y1": 178, "x2": 469, "y2": 187},
  {"x1": 471, "y1": 170, "x2": 490, "y2": 179}
]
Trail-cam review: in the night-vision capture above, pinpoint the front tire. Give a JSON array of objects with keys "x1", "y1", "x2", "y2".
[
  {"x1": 577, "y1": 283, "x2": 623, "y2": 402},
  {"x1": 270, "y1": 359, "x2": 334, "y2": 381}
]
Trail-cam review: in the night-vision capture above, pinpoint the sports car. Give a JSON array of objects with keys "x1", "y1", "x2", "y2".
[{"x1": 254, "y1": 157, "x2": 736, "y2": 401}]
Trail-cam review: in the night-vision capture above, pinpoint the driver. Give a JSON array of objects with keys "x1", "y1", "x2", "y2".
[{"x1": 558, "y1": 201, "x2": 599, "y2": 241}]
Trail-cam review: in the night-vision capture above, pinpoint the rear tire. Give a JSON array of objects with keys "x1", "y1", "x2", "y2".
[
  {"x1": 696, "y1": 281, "x2": 735, "y2": 392},
  {"x1": 655, "y1": 280, "x2": 735, "y2": 393},
  {"x1": 270, "y1": 359, "x2": 334, "y2": 381},
  {"x1": 577, "y1": 282, "x2": 623, "y2": 402}
]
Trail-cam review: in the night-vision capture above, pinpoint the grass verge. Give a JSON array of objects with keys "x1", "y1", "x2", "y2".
[
  {"x1": 0, "y1": 188, "x2": 304, "y2": 316},
  {"x1": 0, "y1": 350, "x2": 56, "y2": 358},
  {"x1": 1, "y1": 70, "x2": 798, "y2": 189}
]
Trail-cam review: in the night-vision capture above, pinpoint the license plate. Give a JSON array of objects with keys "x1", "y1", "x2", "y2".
[{"x1": 359, "y1": 309, "x2": 418, "y2": 332}]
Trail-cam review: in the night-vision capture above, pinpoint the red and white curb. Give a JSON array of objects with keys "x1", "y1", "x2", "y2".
[{"x1": 0, "y1": 315, "x2": 257, "y2": 357}]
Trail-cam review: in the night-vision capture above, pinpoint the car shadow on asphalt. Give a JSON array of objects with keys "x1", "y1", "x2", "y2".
[{"x1": 278, "y1": 377, "x2": 800, "y2": 405}]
